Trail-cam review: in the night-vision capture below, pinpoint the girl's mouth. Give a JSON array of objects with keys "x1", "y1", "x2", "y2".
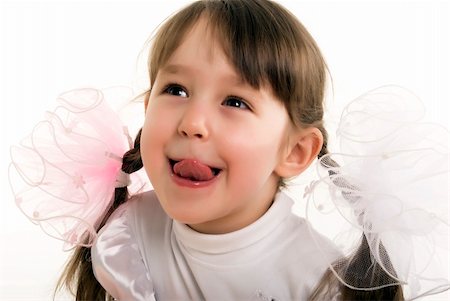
[{"x1": 169, "y1": 158, "x2": 222, "y2": 183}]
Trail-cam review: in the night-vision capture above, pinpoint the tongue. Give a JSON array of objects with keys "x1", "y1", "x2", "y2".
[{"x1": 173, "y1": 159, "x2": 214, "y2": 181}]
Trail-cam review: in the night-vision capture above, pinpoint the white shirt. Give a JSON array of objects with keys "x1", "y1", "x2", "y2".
[{"x1": 92, "y1": 190, "x2": 341, "y2": 301}]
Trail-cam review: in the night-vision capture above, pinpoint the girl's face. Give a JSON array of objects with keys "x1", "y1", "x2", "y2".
[{"x1": 141, "y1": 18, "x2": 294, "y2": 234}]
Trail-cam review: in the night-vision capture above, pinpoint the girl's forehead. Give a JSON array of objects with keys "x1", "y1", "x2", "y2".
[
  {"x1": 174, "y1": 17, "x2": 229, "y2": 60},
  {"x1": 160, "y1": 17, "x2": 244, "y2": 82}
]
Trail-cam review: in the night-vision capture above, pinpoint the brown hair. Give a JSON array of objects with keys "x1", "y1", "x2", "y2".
[
  {"x1": 309, "y1": 235, "x2": 405, "y2": 300},
  {"x1": 56, "y1": 1, "x2": 401, "y2": 300}
]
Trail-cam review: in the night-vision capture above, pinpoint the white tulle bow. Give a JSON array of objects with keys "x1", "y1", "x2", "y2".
[
  {"x1": 9, "y1": 88, "x2": 133, "y2": 250},
  {"x1": 305, "y1": 86, "x2": 449, "y2": 299}
]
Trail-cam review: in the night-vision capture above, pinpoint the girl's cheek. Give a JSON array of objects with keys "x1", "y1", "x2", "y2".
[
  {"x1": 141, "y1": 110, "x2": 161, "y2": 154},
  {"x1": 142, "y1": 107, "x2": 173, "y2": 156}
]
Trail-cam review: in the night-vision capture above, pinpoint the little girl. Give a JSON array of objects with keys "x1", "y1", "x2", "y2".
[{"x1": 9, "y1": 0, "x2": 449, "y2": 300}]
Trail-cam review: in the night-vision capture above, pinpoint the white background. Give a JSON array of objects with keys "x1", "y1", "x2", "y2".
[{"x1": 1, "y1": 0, "x2": 449, "y2": 300}]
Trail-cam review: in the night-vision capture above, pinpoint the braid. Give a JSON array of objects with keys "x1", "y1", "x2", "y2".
[
  {"x1": 340, "y1": 236, "x2": 404, "y2": 301},
  {"x1": 122, "y1": 129, "x2": 143, "y2": 174},
  {"x1": 311, "y1": 136, "x2": 404, "y2": 301},
  {"x1": 55, "y1": 129, "x2": 143, "y2": 301},
  {"x1": 317, "y1": 124, "x2": 329, "y2": 160}
]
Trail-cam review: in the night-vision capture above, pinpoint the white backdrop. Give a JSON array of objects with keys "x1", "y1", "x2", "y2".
[{"x1": 1, "y1": 0, "x2": 449, "y2": 300}]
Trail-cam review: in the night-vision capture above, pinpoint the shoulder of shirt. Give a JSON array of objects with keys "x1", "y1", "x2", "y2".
[{"x1": 277, "y1": 192, "x2": 342, "y2": 262}]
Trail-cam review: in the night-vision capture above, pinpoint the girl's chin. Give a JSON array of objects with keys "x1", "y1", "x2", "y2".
[{"x1": 159, "y1": 199, "x2": 215, "y2": 224}]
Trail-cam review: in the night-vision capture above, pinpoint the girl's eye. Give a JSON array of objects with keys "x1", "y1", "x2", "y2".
[
  {"x1": 222, "y1": 97, "x2": 250, "y2": 110},
  {"x1": 163, "y1": 84, "x2": 188, "y2": 98}
]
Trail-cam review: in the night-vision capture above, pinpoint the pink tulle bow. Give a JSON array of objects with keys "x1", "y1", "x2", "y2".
[{"x1": 9, "y1": 88, "x2": 132, "y2": 250}]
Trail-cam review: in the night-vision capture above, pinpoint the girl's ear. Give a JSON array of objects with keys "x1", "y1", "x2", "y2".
[{"x1": 275, "y1": 127, "x2": 323, "y2": 178}]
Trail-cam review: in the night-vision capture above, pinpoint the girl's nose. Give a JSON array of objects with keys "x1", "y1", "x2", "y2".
[{"x1": 177, "y1": 103, "x2": 209, "y2": 140}]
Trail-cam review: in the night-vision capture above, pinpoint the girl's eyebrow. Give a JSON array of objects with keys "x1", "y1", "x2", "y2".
[
  {"x1": 160, "y1": 63, "x2": 248, "y2": 88},
  {"x1": 160, "y1": 64, "x2": 184, "y2": 75}
]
